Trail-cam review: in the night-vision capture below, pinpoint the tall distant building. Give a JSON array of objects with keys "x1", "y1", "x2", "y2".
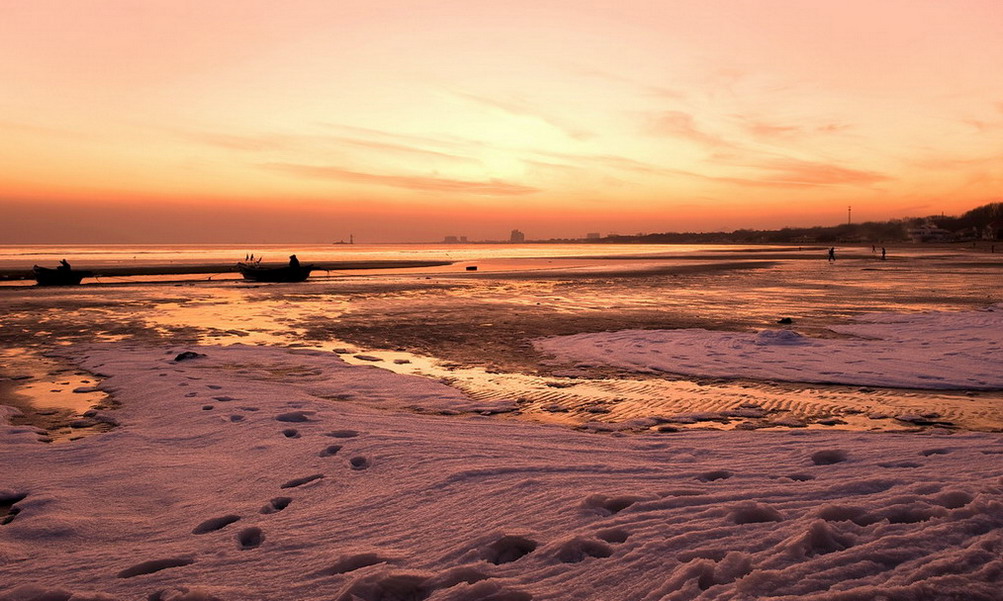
[{"x1": 510, "y1": 229, "x2": 525, "y2": 243}]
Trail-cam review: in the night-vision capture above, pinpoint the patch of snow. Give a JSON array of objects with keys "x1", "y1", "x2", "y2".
[
  {"x1": 1, "y1": 343, "x2": 1001, "y2": 600},
  {"x1": 535, "y1": 305, "x2": 1003, "y2": 389}
]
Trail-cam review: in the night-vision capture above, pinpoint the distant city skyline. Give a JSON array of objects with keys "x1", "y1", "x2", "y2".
[{"x1": 2, "y1": 1, "x2": 1002, "y2": 243}]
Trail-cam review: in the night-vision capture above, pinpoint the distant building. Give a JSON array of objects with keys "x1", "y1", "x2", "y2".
[
  {"x1": 906, "y1": 220, "x2": 952, "y2": 242},
  {"x1": 985, "y1": 222, "x2": 1002, "y2": 240},
  {"x1": 510, "y1": 229, "x2": 525, "y2": 243},
  {"x1": 443, "y1": 235, "x2": 459, "y2": 243},
  {"x1": 586, "y1": 232, "x2": 601, "y2": 240},
  {"x1": 459, "y1": 236, "x2": 468, "y2": 243}
]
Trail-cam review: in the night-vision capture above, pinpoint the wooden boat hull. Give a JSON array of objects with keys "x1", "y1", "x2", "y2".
[
  {"x1": 33, "y1": 266, "x2": 91, "y2": 286},
  {"x1": 237, "y1": 263, "x2": 313, "y2": 283}
]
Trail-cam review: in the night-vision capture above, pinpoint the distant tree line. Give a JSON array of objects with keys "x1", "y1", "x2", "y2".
[{"x1": 548, "y1": 202, "x2": 1002, "y2": 244}]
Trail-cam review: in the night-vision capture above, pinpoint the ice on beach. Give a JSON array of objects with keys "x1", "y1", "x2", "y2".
[
  {"x1": 535, "y1": 305, "x2": 1003, "y2": 390},
  {"x1": 2, "y1": 343, "x2": 1002, "y2": 600}
]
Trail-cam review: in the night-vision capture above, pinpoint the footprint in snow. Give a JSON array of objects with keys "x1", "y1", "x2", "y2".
[
  {"x1": 595, "y1": 527, "x2": 629, "y2": 543},
  {"x1": 921, "y1": 448, "x2": 951, "y2": 456},
  {"x1": 349, "y1": 456, "x2": 371, "y2": 470},
  {"x1": 1, "y1": 492, "x2": 27, "y2": 525},
  {"x1": 280, "y1": 474, "x2": 324, "y2": 489},
  {"x1": 325, "y1": 429, "x2": 360, "y2": 438},
  {"x1": 554, "y1": 536, "x2": 613, "y2": 563},
  {"x1": 192, "y1": 515, "x2": 240, "y2": 534},
  {"x1": 117, "y1": 557, "x2": 194, "y2": 579},
  {"x1": 319, "y1": 444, "x2": 342, "y2": 457},
  {"x1": 879, "y1": 461, "x2": 921, "y2": 469},
  {"x1": 731, "y1": 502, "x2": 783, "y2": 524},
  {"x1": 698, "y1": 470, "x2": 733, "y2": 482},
  {"x1": 581, "y1": 494, "x2": 644, "y2": 516},
  {"x1": 237, "y1": 527, "x2": 264, "y2": 549},
  {"x1": 260, "y1": 497, "x2": 292, "y2": 514},
  {"x1": 482, "y1": 535, "x2": 538, "y2": 565},
  {"x1": 318, "y1": 552, "x2": 393, "y2": 575},
  {"x1": 275, "y1": 411, "x2": 316, "y2": 423},
  {"x1": 811, "y1": 450, "x2": 848, "y2": 465}
]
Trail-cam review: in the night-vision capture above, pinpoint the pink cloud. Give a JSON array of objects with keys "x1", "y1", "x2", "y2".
[
  {"x1": 263, "y1": 163, "x2": 540, "y2": 196},
  {"x1": 716, "y1": 158, "x2": 889, "y2": 188}
]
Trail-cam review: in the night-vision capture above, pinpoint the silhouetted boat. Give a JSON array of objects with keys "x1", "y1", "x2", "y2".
[
  {"x1": 237, "y1": 262, "x2": 313, "y2": 283},
  {"x1": 32, "y1": 265, "x2": 92, "y2": 286}
]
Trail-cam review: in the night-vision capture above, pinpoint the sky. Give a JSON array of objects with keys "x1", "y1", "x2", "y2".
[{"x1": 1, "y1": 0, "x2": 1002, "y2": 243}]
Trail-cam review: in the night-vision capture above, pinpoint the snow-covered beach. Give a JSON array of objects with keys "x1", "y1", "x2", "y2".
[{"x1": 2, "y1": 244, "x2": 1002, "y2": 600}]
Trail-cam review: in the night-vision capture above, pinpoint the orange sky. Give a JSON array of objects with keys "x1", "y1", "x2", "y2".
[{"x1": 2, "y1": 0, "x2": 1002, "y2": 243}]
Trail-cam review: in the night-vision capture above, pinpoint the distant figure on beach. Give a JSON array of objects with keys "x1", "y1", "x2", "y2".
[
  {"x1": 289, "y1": 255, "x2": 300, "y2": 268},
  {"x1": 57, "y1": 259, "x2": 71, "y2": 271},
  {"x1": 827, "y1": 247, "x2": 836, "y2": 262},
  {"x1": 881, "y1": 247, "x2": 886, "y2": 260}
]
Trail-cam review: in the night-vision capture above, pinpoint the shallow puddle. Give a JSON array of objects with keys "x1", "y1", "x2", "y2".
[{"x1": 0, "y1": 349, "x2": 114, "y2": 442}]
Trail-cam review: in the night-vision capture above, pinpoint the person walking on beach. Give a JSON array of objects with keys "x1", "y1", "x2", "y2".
[
  {"x1": 881, "y1": 247, "x2": 886, "y2": 261},
  {"x1": 827, "y1": 247, "x2": 836, "y2": 262}
]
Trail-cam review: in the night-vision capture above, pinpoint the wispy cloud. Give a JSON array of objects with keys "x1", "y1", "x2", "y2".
[
  {"x1": 183, "y1": 130, "x2": 476, "y2": 163},
  {"x1": 454, "y1": 92, "x2": 593, "y2": 140},
  {"x1": 184, "y1": 131, "x2": 287, "y2": 152},
  {"x1": 323, "y1": 136, "x2": 476, "y2": 163},
  {"x1": 714, "y1": 158, "x2": 889, "y2": 188},
  {"x1": 963, "y1": 119, "x2": 993, "y2": 132},
  {"x1": 320, "y1": 123, "x2": 481, "y2": 153},
  {"x1": 736, "y1": 116, "x2": 851, "y2": 139},
  {"x1": 742, "y1": 120, "x2": 801, "y2": 138},
  {"x1": 532, "y1": 150, "x2": 704, "y2": 180},
  {"x1": 262, "y1": 163, "x2": 539, "y2": 196},
  {"x1": 909, "y1": 152, "x2": 1002, "y2": 171},
  {"x1": 644, "y1": 111, "x2": 729, "y2": 147}
]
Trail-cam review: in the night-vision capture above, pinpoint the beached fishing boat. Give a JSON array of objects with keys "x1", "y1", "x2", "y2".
[
  {"x1": 236, "y1": 262, "x2": 313, "y2": 283},
  {"x1": 32, "y1": 265, "x2": 92, "y2": 286}
]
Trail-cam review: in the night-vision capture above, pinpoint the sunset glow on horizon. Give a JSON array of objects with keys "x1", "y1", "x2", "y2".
[{"x1": 2, "y1": 0, "x2": 1002, "y2": 243}]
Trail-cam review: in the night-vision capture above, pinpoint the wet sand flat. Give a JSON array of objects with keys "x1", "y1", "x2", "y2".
[{"x1": 1, "y1": 245, "x2": 1001, "y2": 434}]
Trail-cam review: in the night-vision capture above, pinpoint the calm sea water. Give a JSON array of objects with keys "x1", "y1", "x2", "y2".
[{"x1": 0, "y1": 243, "x2": 763, "y2": 271}]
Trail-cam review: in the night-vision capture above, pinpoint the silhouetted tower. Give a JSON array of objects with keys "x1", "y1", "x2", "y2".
[
  {"x1": 848, "y1": 205, "x2": 852, "y2": 225},
  {"x1": 510, "y1": 229, "x2": 525, "y2": 243}
]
